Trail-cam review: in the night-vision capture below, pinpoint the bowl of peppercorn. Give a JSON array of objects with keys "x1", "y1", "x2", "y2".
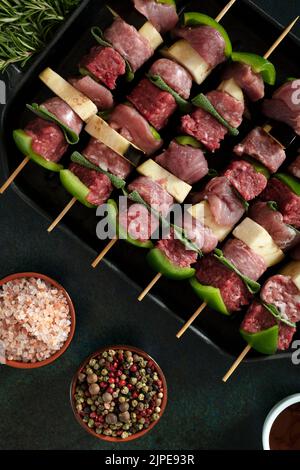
[{"x1": 70, "y1": 345, "x2": 168, "y2": 442}]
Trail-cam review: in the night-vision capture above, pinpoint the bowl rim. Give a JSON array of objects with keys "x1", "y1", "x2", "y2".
[
  {"x1": 70, "y1": 344, "x2": 168, "y2": 443},
  {"x1": 0, "y1": 271, "x2": 76, "y2": 369},
  {"x1": 262, "y1": 393, "x2": 300, "y2": 450}
]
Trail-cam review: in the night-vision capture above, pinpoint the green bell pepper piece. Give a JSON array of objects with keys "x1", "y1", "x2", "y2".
[
  {"x1": 149, "y1": 125, "x2": 162, "y2": 141},
  {"x1": 275, "y1": 173, "x2": 300, "y2": 196},
  {"x1": 189, "y1": 276, "x2": 229, "y2": 315},
  {"x1": 175, "y1": 135, "x2": 203, "y2": 148},
  {"x1": 243, "y1": 156, "x2": 270, "y2": 179},
  {"x1": 184, "y1": 12, "x2": 232, "y2": 57},
  {"x1": 13, "y1": 130, "x2": 63, "y2": 172},
  {"x1": 240, "y1": 325, "x2": 279, "y2": 355},
  {"x1": 192, "y1": 93, "x2": 239, "y2": 136},
  {"x1": 107, "y1": 199, "x2": 154, "y2": 249},
  {"x1": 156, "y1": 0, "x2": 176, "y2": 5},
  {"x1": 147, "y1": 248, "x2": 195, "y2": 280},
  {"x1": 60, "y1": 169, "x2": 95, "y2": 208},
  {"x1": 231, "y1": 52, "x2": 276, "y2": 85}
]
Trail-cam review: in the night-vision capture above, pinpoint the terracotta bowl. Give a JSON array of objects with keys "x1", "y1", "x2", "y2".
[
  {"x1": 70, "y1": 345, "x2": 168, "y2": 442},
  {"x1": 0, "y1": 272, "x2": 76, "y2": 369}
]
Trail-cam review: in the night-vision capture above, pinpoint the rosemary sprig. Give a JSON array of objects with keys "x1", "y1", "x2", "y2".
[{"x1": 0, "y1": 0, "x2": 82, "y2": 72}]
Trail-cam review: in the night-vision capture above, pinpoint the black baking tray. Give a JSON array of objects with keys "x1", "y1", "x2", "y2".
[{"x1": 1, "y1": 0, "x2": 300, "y2": 361}]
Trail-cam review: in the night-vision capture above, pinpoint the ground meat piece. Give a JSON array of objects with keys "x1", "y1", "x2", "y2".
[
  {"x1": 261, "y1": 178, "x2": 300, "y2": 228},
  {"x1": 174, "y1": 25, "x2": 226, "y2": 68},
  {"x1": 224, "y1": 160, "x2": 268, "y2": 201},
  {"x1": 80, "y1": 45, "x2": 126, "y2": 90},
  {"x1": 155, "y1": 140, "x2": 208, "y2": 185},
  {"x1": 83, "y1": 138, "x2": 132, "y2": 179},
  {"x1": 196, "y1": 255, "x2": 253, "y2": 312},
  {"x1": 260, "y1": 274, "x2": 300, "y2": 323},
  {"x1": 104, "y1": 17, "x2": 153, "y2": 72},
  {"x1": 241, "y1": 301, "x2": 296, "y2": 350},
  {"x1": 24, "y1": 117, "x2": 68, "y2": 162},
  {"x1": 181, "y1": 107, "x2": 227, "y2": 152},
  {"x1": 206, "y1": 90, "x2": 244, "y2": 129},
  {"x1": 118, "y1": 202, "x2": 158, "y2": 242},
  {"x1": 234, "y1": 127, "x2": 286, "y2": 173},
  {"x1": 133, "y1": 0, "x2": 178, "y2": 33},
  {"x1": 128, "y1": 176, "x2": 174, "y2": 218},
  {"x1": 69, "y1": 163, "x2": 112, "y2": 206},
  {"x1": 41, "y1": 97, "x2": 83, "y2": 135},
  {"x1": 223, "y1": 63, "x2": 264, "y2": 102},
  {"x1": 289, "y1": 155, "x2": 300, "y2": 179},
  {"x1": 157, "y1": 231, "x2": 198, "y2": 268},
  {"x1": 128, "y1": 78, "x2": 177, "y2": 130},
  {"x1": 249, "y1": 201, "x2": 300, "y2": 251},
  {"x1": 195, "y1": 176, "x2": 245, "y2": 227},
  {"x1": 68, "y1": 76, "x2": 114, "y2": 110},
  {"x1": 223, "y1": 238, "x2": 267, "y2": 281},
  {"x1": 149, "y1": 59, "x2": 192, "y2": 99}
]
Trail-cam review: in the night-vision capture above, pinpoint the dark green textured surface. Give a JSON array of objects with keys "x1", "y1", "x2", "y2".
[{"x1": 0, "y1": 0, "x2": 300, "y2": 451}]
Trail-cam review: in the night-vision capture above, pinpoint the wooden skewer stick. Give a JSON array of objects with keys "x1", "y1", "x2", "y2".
[
  {"x1": 176, "y1": 302, "x2": 208, "y2": 339},
  {"x1": 92, "y1": 238, "x2": 118, "y2": 268},
  {"x1": 215, "y1": 0, "x2": 237, "y2": 22},
  {"x1": 47, "y1": 197, "x2": 77, "y2": 233},
  {"x1": 0, "y1": 157, "x2": 29, "y2": 194},
  {"x1": 138, "y1": 273, "x2": 162, "y2": 302},
  {"x1": 263, "y1": 16, "x2": 299, "y2": 59},
  {"x1": 175, "y1": 16, "x2": 300, "y2": 338},
  {"x1": 222, "y1": 344, "x2": 252, "y2": 382}
]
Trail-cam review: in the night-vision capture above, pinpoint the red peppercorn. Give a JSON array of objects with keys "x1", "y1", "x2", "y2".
[
  {"x1": 119, "y1": 380, "x2": 126, "y2": 386},
  {"x1": 115, "y1": 378, "x2": 119, "y2": 384},
  {"x1": 156, "y1": 380, "x2": 162, "y2": 387},
  {"x1": 107, "y1": 387, "x2": 114, "y2": 394},
  {"x1": 117, "y1": 370, "x2": 122, "y2": 377},
  {"x1": 127, "y1": 384, "x2": 133, "y2": 390},
  {"x1": 130, "y1": 365, "x2": 137, "y2": 372},
  {"x1": 109, "y1": 372, "x2": 115, "y2": 378},
  {"x1": 113, "y1": 362, "x2": 118, "y2": 369},
  {"x1": 132, "y1": 392, "x2": 138, "y2": 399},
  {"x1": 90, "y1": 412, "x2": 96, "y2": 419},
  {"x1": 100, "y1": 382, "x2": 107, "y2": 388},
  {"x1": 147, "y1": 409, "x2": 152, "y2": 415},
  {"x1": 108, "y1": 377, "x2": 115, "y2": 384}
]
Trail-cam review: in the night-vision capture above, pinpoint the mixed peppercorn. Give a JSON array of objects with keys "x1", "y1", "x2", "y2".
[{"x1": 73, "y1": 348, "x2": 165, "y2": 439}]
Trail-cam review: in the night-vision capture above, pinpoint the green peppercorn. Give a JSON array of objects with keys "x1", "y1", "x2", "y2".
[
  {"x1": 131, "y1": 400, "x2": 138, "y2": 408},
  {"x1": 76, "y1": 404, "x2": 82, "y2": 412},
  {"x1": 158, "y1": 392, "x2": 163, "y2": 399},
  {"x1": 102, "y1": 352, "x2": 108, "y2": 358},
  {"x1": 86, "y1": 368, "x2": 93, "y2": 375},
  {"x1": 139, "y1": 418, "x2": 145, "y2": 425},
  {"x1": 138, "y1": 394, "x2": 144, "y2": 401},
  {"x1": 155, "y1": 407, "x2": 161, "y2": 413},
  {"x1": 119, "y1": 396, "x2": 126, "y2": 403},
  {"x1": 122, "y1": 423, "x2": 130, "y2": 430},
  {"x1": 89, "y1": 358, "x2": 97, "y2": 367},
  {"x1": 130, "y1": 377, "x2": 137, "y2": 385},
  {"x1": 93, "y1": 363, "x2": 100, "y2": 371},
  {"x1": 152, "y1": 413, "x2": 159, "y2": 421},
  {"x1": 103, "y1": 429, "x2": 112, "y2": 436},
  {"x1": 101, "y1": 368, "x2": 108, "y2": 376},
  {"x1": 87, "y1": 398, "x2": 93, "y2": 405},
  {"x1": 96, "y1": 428, "x2": 103, "y2": 435},
  {"x1": 91, "y1": 405, "x2": 97, "y2": 411},
  {"x1": 88, "y1": 419, "x2": 95, "y2": 428},
  {"x1": 121, "y1": 386, "x2": 129, "y2": 395},
  {"x1": 121, "y1": 432, "x2": 129, "y2": 439}
]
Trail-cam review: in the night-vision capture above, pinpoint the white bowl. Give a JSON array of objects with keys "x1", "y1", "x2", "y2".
[{"x1": 262, "y1": 393, "x2": 300, "y2": 450}]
